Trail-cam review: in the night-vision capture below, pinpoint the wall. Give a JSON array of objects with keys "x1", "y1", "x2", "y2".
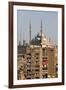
[{"x1": 0, "y1": 0, "x2": 66, "y2": 90}]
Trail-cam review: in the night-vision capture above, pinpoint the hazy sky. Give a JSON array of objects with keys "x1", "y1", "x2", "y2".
[{"x1": 17, "y1": 10, "x2": 58, "y2": 45}]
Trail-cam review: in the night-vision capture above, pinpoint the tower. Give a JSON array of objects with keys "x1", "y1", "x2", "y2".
[
  {"x1": 29, "y1": 21, "x2": 31, "y2": 45},
  {"x1": 40, "y1": 20, "x2": 42, "y2": 46},
  {"x1": 19, "y1": 29, "x2": 21, "y2": 46}
]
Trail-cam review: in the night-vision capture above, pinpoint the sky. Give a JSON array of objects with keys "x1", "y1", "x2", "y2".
[{"x1": 17, "y1": 10, "x2": 58, "y2": 45}]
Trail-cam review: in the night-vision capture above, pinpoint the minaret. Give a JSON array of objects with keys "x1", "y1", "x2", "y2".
[
  {"x1": 29, "y1": 21, "x2": 31, "y2": 45},
  {"x1": 19, "y1": 29, "x2": 21, "y2": 46},
  {"x1": 40, "y1": 20, "x2": 42, "y2": 46},
  {"x1": 40, "y1": 20, "x2": 43, "y2": 78}
]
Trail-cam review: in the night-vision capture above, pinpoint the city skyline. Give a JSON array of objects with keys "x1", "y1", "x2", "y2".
[
  {"x1": 17, "y1": 10, "x2": 58, "y2": 45},
  {"x1": 17, "y1": 9, "x2": 58, "y2": 80}
]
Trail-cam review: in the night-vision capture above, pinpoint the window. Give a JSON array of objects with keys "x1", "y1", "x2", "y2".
[
  {"x1": 27, "y1": 69, "x2": 31, "y2": 72},
  {"x1": 43, "y1": 74, "x2": 48, "y2": 78},
  {"x1": 42, "y1": 48, "x2": 47, "y2": 56},
  {"x1": 36, "y1": 57, "x2": 39, "y2": 59},
  {"x1": 22, "y1": 55, "x2": 25, "y2": 58},
  {"x1": 56, "y1": 64, "x2": 58, "y2": 72},
  {"x1": 35, "y1": 65, "x2": 39, "y2": 68},
  {"x1": 26, "y1": 77, "x2": 31, "y2": 79},
  {"x1": 36, "y1": 61, "x2": 39, "y2": 63},
  {"x1": 27, "y1": 57, "x2": 31, "y2": 59},
  {"x1": 35, "y1": 77, "x2": 39, "y2": 79},
  {"x1": 43, "y1": 67, "x2": 47, "y2": 70},
  {"x1": 35, "y1": 69, "x2": 39, "y2": 71},
  {"x1": 27, "y1": 74, "x2": 31, "y2": 76},
  {"x1": 36, "y1": 53, "x2": 39, "y2": 55},
  {"x1": 27, "y1": 53, "x2": 31, "y2": 56}
]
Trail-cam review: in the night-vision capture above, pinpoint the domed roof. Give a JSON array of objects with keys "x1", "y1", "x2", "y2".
[{"x1": 31, "y1": 32, "x2": 54, "y2": 47}]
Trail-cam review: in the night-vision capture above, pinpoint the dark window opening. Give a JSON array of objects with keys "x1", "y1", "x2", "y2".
[
  {"x1": 21, "y1": 55, "x2": 25, "y2": 58},
  {"x1": 36, "y1": 57, "x2": 39, "y2": 59},
  {"x1": 26, "y1": 78, "x2": 31, "y2": 79},
  {"x1": 36, "y1": 53, "x2": 39, "y2": 55},
  {"x1": 43, "y1": 67, "x2": 47, "y2": 70},
  {"x1": 27, "y1": 69, "x2": 31, "y2": 72},
  {"x1": 35, "y1": 69, "x2": 39, "y2": 71},
  {"x1": 35, "y1": 77, "x2": 39, "y2": 79},
  {"x1": 27, "y1": 57, "x2": 31, "y2": 59},
  {"x1": 43, "y1": 74, "x2": 48, "y2": 78}
]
